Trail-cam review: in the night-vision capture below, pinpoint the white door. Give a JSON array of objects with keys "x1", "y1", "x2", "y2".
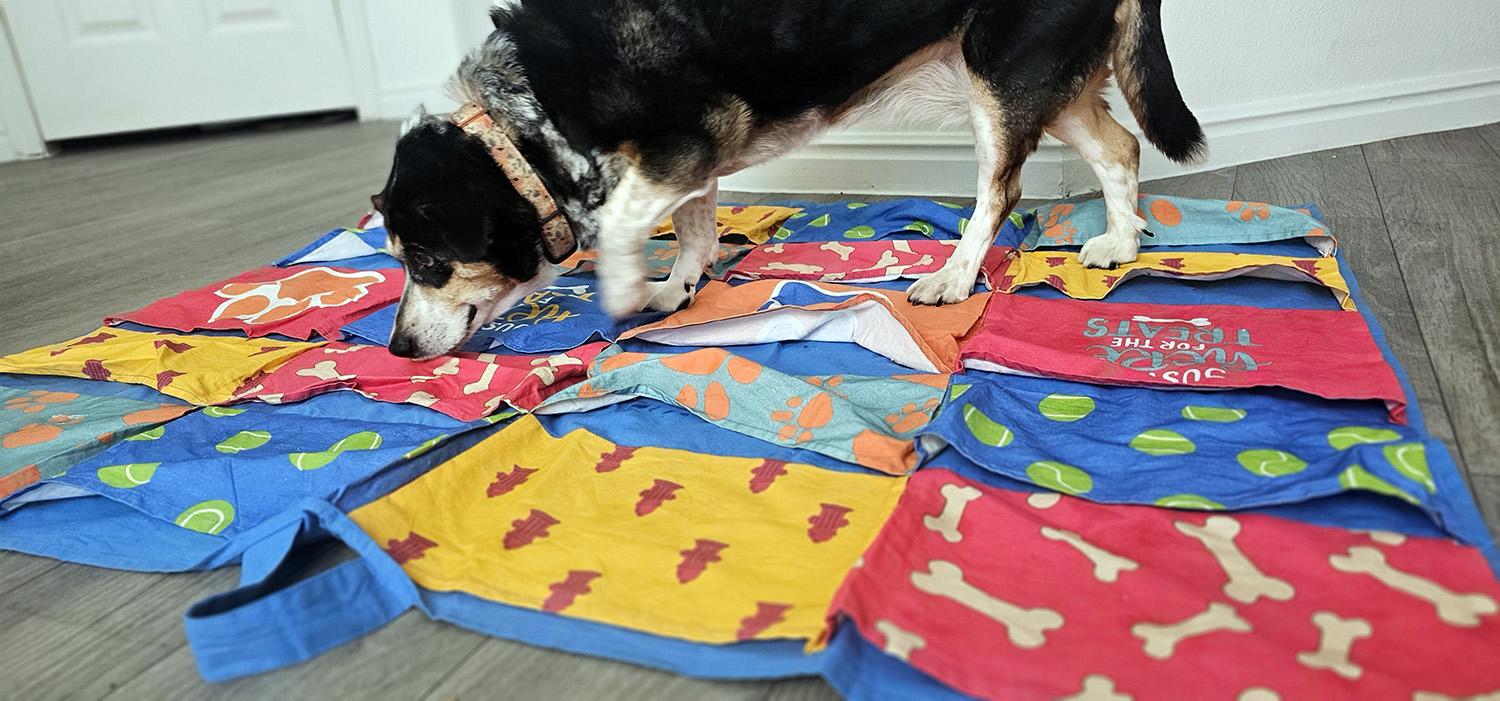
[{"x1": 2, "y1": 0, "x2": 356, "y2": 139}]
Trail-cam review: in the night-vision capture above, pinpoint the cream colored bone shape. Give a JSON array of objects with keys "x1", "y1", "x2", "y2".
[
  {"x1": 922, "y1": 483, "x2": 982, "y2": 543},
  {"x1": 1176, "y1": 516, "x2": 1294, "y2": 604},
  {"x1": 1296, "y1": 611, "x2": 1372, "y2": 679},
  {"x1": 909, "y1": 560, "x2": 1064, "y2": 649},
  {"x1": 1330, "y1": 546, "x2": 1498, "y2": 627},
  {"x1": 1131, "y1": 602, "x2": 1251, "y2": 660},
  {"x1": 1041, "y1": 527, "x2": 1140, "y2": 583}
]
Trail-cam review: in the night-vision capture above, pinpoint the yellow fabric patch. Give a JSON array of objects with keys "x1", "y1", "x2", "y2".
[
  {"x1": 0, "y1": 327, "x2": 320, "y2": 405},
  {"x1": 997, "y1": 250, "x2": 1357, "y2": 310},
  {"x1": 350, "y1": 415, "x2": 905, "y2": 644},
  {"x1": 656, "y1": 205, "x2": 804, "y2": 244}
]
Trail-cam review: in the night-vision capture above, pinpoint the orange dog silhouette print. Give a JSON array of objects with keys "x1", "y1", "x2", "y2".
[{"x1": 209, "y1": 267, "x2": 389, "y2": 326}]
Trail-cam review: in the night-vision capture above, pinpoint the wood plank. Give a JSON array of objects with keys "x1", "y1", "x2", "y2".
[
  {"x1": 0, "y1": 550, "x2": 63, "y2": 592},
  {"x1": 1139, "y1": 165, "x2": 1238, "y2": 200},
  {"x1": 1475, "y1": 122, "x2": 1500, "y2": 159},
  {"x1": 1473, "y1": 473, "x2": 1500, "y2": 541},
  {"x1": 1230, "y1": 148, "x2": 1459, "y2": 445},
  {"x1": 1365, "y1": 149, "x2": 1500, "y2": 478},
  {"x1": 1363, "y1": 127, "x2": 1500, "y2": 165},
  {"x1": 420, "y1": 637, "x2": 773, "y2": 701},
  {"x1": 764, "y1": 677, "x2": 843, "y2": 701}
]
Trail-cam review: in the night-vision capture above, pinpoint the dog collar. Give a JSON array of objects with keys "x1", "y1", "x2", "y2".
[{"x1": 451, "y1": 102, "x2": 577, "y2": 263}]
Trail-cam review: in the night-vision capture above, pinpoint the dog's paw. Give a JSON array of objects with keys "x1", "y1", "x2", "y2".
[
  {"x1": 599, "y1": 278, "x2": 647, "y2": 319},
  {"x1": 1078, "y1": 233, "x2": 1141, "y2": 269},
  {"x1": 643, "y1": 279, "x2": 695, "y2": 313},
  {"x1": 907, "y1": 267, "x2": 976, "y2": 306}
]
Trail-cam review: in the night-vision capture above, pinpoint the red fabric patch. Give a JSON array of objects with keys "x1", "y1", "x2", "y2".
[
  {"x1": 832, "y1": 469, "x2": 1500, "y2": 699},
  {"x1": 728, "y1": 241, "x2": 1012, "y2": 285},
  {"x1": 961, "y1": 294, "x2": 1407, "y2": 421},
  {"x1": 108, "y1": 265, "x2": 403, "y2": 341},
  {"x1": 233, "y1": 342, "x2": 605, "y2": 420}
]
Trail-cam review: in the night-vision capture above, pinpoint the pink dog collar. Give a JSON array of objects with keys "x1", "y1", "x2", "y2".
[{"x1": 452, "y1": 103, "x2": 577, "y2": 263}]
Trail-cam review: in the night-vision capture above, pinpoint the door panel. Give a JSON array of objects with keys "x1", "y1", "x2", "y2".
[{"x1": 3, "y1": 0, "x2": 355, "y2": 139}]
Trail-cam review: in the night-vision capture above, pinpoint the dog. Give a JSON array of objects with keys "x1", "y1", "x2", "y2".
[{"x1": 372, "y1": 0, "x2": 1204, "y2": 359}]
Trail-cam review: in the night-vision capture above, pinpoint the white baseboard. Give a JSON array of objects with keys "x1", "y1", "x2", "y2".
[
  {"x1": 720, "y1": 67, "x2": 1500, "y2": 198},
  {"x1": 368, "y1": 83, "x2": 461, "y2": 122},
  {"x1": 0, "y1": 133, "x2": 48, "y2": 164}
]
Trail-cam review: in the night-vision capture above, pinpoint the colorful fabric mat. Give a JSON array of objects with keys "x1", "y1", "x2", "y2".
[
  {"x1": 1023, "y1": 196, "x2": 1337, "y2": 255},
  {"x1": 926, "y1": 371, "x2": 1459, "y2": 532},
  {"x1": 342, "y1": 272, "x2": 667, "y2": 354},
  {"x1": 623, "y1": 280, "x2": 987, "y2": 374},
  {"x1": 0, "y1": 328, "x2": 320, "y2": 405},
  {"x1": 991, "y1": 250, "x2": 1357, "y2": 310},
  {"x1": 558, "y1": 240, "x2": 755, "y2": 280},
  {"x1": 108, "y1": 265, "x2": 403, "y2": 341},
  {"x1": 771, "y1": 199, "x2": 1022, "y2": 243},
  {"x1": 832, "y1": 468, "x2": 1500, "y2": 700},
  {"x1": 275, "y1": 226, "x2": 395, "y2": 269},
  {"x1": 350, "y1": 415, "x2": 905, "y2": 643},
  {"x1": 232, "y1": 342, "x2": 605, "y2": 421},
  {"x1": 654, "y1": 205, "x2": 804, "y2": 244},
  {"x1": 1, "y1": 376, "x2": 191, "y2": 499},
  {"x1": 727, "y1": 240, "x2": 1008, "y2": 287},
  {"x1": 43, "y1": 391, "x2": 472, "y2": 538},
  {"x1": 961, "y1": 293, "x2": 1408, "y2": 420},
  {"x1": 540, "y1": 346, "x2": 948, "y2": 475}
]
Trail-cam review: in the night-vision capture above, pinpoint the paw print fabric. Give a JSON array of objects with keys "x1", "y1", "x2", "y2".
[
  {"x1": 540, "y1": 346, "x2": 948, "y2": 475},
  {"x1": 726, "y1": 240, "x2": 1010, "y2": 288},
  {"x1": 654, "y1": 205, "x2": 804, "y2": 244},
  {"x1": 232, "y1": 342, "x2": 606, "y2": 421},
  {"x1": 832, "y1": 468, "x2": 1500, "y2": 700},
  {"x1": 1023, "y1": 196, "x2": 1337, "y2": 255},
  {"x1": 350, "y1": 415, "x2": 905, "y2": 644},
  {"x1": 0, "y1": 328, "x2": 320, "y2": 405},
  {"x1": 961, "y1": 294, "x2": 1408, "y2": 420},
  {"x1": 107, "y1": 265, "x2": 404, "y2": 341}
]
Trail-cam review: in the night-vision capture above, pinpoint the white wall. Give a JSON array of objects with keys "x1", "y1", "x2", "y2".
[{"x1": 724, "y1": 1, "x2": 1500, "y2": 196}]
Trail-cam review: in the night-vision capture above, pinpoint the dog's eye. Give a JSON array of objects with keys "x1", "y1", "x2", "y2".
[{"x1": 410, "y1": 252, "x2": 435, "y2": 269}]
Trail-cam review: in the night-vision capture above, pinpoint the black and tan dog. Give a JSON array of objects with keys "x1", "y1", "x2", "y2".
[{"x1": 372, "y1": 0, "x2": 1205, "y2": 359}]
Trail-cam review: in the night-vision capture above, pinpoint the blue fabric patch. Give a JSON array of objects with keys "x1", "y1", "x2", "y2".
[
  {"x1": 773, "y1": 199, "x2": 1023, "y2": 243},
  {"x1": 926, "y1": 370, "x2": 1475, "y2": 540},
  {"x1": 1022, "y1": 196, "x2": 1332, "y2": 251},
  {"x1": 821, "y1": 625, "x2": 974, "y2": 701},
  {"x1": 47, "y1": 392, "x2": 472, "y2": 538},
  {"x1": 0, "y1": 494, "x2": 234, "y2": 571},
  {"x1": 275, "y1": 227, "x2": 398, "y2": 271},
  {"x1": 342, "y1": 272, "x2": 667, "y2": 353}
]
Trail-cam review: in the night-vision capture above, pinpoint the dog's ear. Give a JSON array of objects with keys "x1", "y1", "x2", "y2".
[
  {"x1": 489, "y1": 6, "x2": 507, "y2": 29},
  {"x1": 399, "y1": 104, "x2": 429, "y2": 138},
  {"x1": 370, "y1": 192, "x2": 386, "y2": 213}
]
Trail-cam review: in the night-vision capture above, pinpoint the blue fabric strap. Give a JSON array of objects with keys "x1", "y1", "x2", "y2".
[{"x1": 184, "y1": 499, "x2": 419, "y2": 682}]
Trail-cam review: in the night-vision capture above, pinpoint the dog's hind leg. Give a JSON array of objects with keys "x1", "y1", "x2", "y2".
[
  {"x1": 643, "y1": 179, "x2": 719, "y2": 312},
  {"x1": 595, "y1": 166, "x2": 712, "y2": 317},
  {"x1": 1047, "y1": 80, "x2": 1145, "y2": 268}
]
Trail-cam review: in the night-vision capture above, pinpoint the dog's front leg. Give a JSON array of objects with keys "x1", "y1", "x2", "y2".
[
  {"x1": 595, "y1": 167, "x2": 710, "y2": 317},
  {"x1": 643, "y1": 179, "x2": 718, "y2": 312}
]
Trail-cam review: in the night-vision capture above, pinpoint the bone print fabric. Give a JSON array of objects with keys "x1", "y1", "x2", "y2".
[
  {"x1": 0, "y1": 379, "x2": 191, "y2": 498},
  {"x1": 350, "y1": 416, "x2": 905, "y2": 643},
  {"x1": 727, "y1": 240, "x2": 1010, "y2": 286},
  {"x1": 0, "y1": 328, "x2": 319, "y2": 405},
  {"x1": 540, "y1": 346, "x2": 949, "y2": 475},
  {"x1": 232, "y1": 342, "x2": 606, "y2": 420},
  {"x1": 832, "y1": 469, "x2": 1500, "y2": 700},
  {"x1": 654, "y1": 205, "x2": 804, "y2": 244},
  {"x1": 991, "y1": 250, "x2": 1358, "y2": 310},
  {"x1": 557, "y1": 240, "x2": 756, "y2": 280},
  {"x1": 961, "y1": 294, "x2": 1408, "y2": 420},
  {"x1": 108, "y1": 265, "x2": 403, "y2": 341},
  {"x1": 622, "y1": 280, "x2": 988, "y2": 373},
  {"x1": 1023, "y1": 196, "x2": 1337, "y2": 254}
]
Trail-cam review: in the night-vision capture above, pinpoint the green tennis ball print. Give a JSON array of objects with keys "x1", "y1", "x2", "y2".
[
  {"x1": 844, "y1": 225, "x2": 876, "y2": 239},
  {"x1": 216, "y1": 430, "x2": 271, "y2": 454},
  {"x1": 1237, "y1": 449, "x2": 1308, "y2": 477},
  {"x1": 1383, "y1": 442, "x2": 1434, "y2": 493},
  {"x1": 1130, "y1": 429, "x2": 1196, "y2": 456},
  {"x1": 1037, "y1": 394, "x2": 1095, "y2": 422},
  {"x1": 289, "y1": 431, "x2": 384, "y2": 471},
  {"x1": 949, "y1": 383, "x2": 972, "y2": 401},
  {"x1": 846, "y1": 202, "x2": 868, "y2": 209},
  {"x1": 403, "y1": 434, "x2": 449, "y2": 460},
  {"x1": 773, "y1": 226, "x2": 793, "y2": 240},
  {"x1": 935, "y1": 201, "x2": 963, "y2": 209},
  {"x1": 807, "y1": 213, "x2": 831, "y2": 228},
  {"x1": 1327, "y1": 426, "x2": 1402, "y2": 451},
  {"x1": 1339, "y1": 465, "x2": 1419, "y2": 505},
  {"x1": 962, "y1": 404, "x2": 1013, "y2": 448},
  {"x1": 97, "y1": 463, "x2": 160, "y2": 489},
  {"x1": 1155, "y1": 494, "x2": 1225, "y2": 510},
  {"x1": 175, "y1": 499, "x2": 235, "y2": 535},
  {"x1": 125, "y1": 426, "x2": 165, "y2": 441},
  {"x1": 1181, "y1": 406, "x2": 1247, "y2": 423},
  {"x1": 203, "y1": 406, "x2": 246, "y2": 418},
  {"x1": 902, "y1": 220, "x2": 935, "y2": 236},
  {"x1": 1008, "y1": 211, "x2": 1026, "y2": 228},
  {"x1": 1026, "y1": 461, "x2": 1093, "y2": 495}
]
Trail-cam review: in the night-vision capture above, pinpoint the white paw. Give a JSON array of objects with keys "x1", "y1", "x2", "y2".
[
  {"x1": 643, "y1": 279, "x2": 695, "y2": 312},
  {"x1": 1078, "y1": 233, "x2": 1141, "y2": 269},
  {"x1": 907, "y1": 266, "x2": 976, "y2": 306},
  {"x1": 599, "y1": 275, "x2": 647, "y2": 319}
]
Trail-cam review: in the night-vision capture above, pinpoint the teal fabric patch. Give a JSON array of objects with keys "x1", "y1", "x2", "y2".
[
  {"x1": 1, "y1": 381, "x2": 188, "y2": 491},
  {"x1": 1022, "y1": 196, "x2": 1336, "y2": 253}
]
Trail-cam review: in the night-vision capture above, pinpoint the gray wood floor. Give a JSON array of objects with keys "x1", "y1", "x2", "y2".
[{"x1": 0, "y1": 116, "x2": 1496, "y2": 700}]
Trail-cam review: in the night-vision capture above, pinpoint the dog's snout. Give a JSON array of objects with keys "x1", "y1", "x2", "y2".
[{"x1": 388, "y1": 333, "x2": 420, "y2": 359}]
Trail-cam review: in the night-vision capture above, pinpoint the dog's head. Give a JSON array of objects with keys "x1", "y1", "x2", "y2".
[{"x1": 372, "y1": 108, "x2": 553, "y2": 359}]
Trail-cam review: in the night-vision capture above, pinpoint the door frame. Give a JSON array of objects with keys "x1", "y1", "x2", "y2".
[{"x1": 0, "y1": 4, "x2": 48, "y2": 162}]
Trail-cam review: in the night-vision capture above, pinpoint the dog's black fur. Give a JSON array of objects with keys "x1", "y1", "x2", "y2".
[{"x1": 374, "y1": 0, "x2": 1204, "y2": 358}]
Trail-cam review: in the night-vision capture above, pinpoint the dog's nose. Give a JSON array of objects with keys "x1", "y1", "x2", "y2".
[{"x1": 388, "y1": 333, "x2": 420, "y2": 359}]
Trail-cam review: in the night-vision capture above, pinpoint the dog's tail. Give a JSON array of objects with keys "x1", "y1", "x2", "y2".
[{"x1": 1112, "y1": 0, "x2": 1205, "y2": 163}]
